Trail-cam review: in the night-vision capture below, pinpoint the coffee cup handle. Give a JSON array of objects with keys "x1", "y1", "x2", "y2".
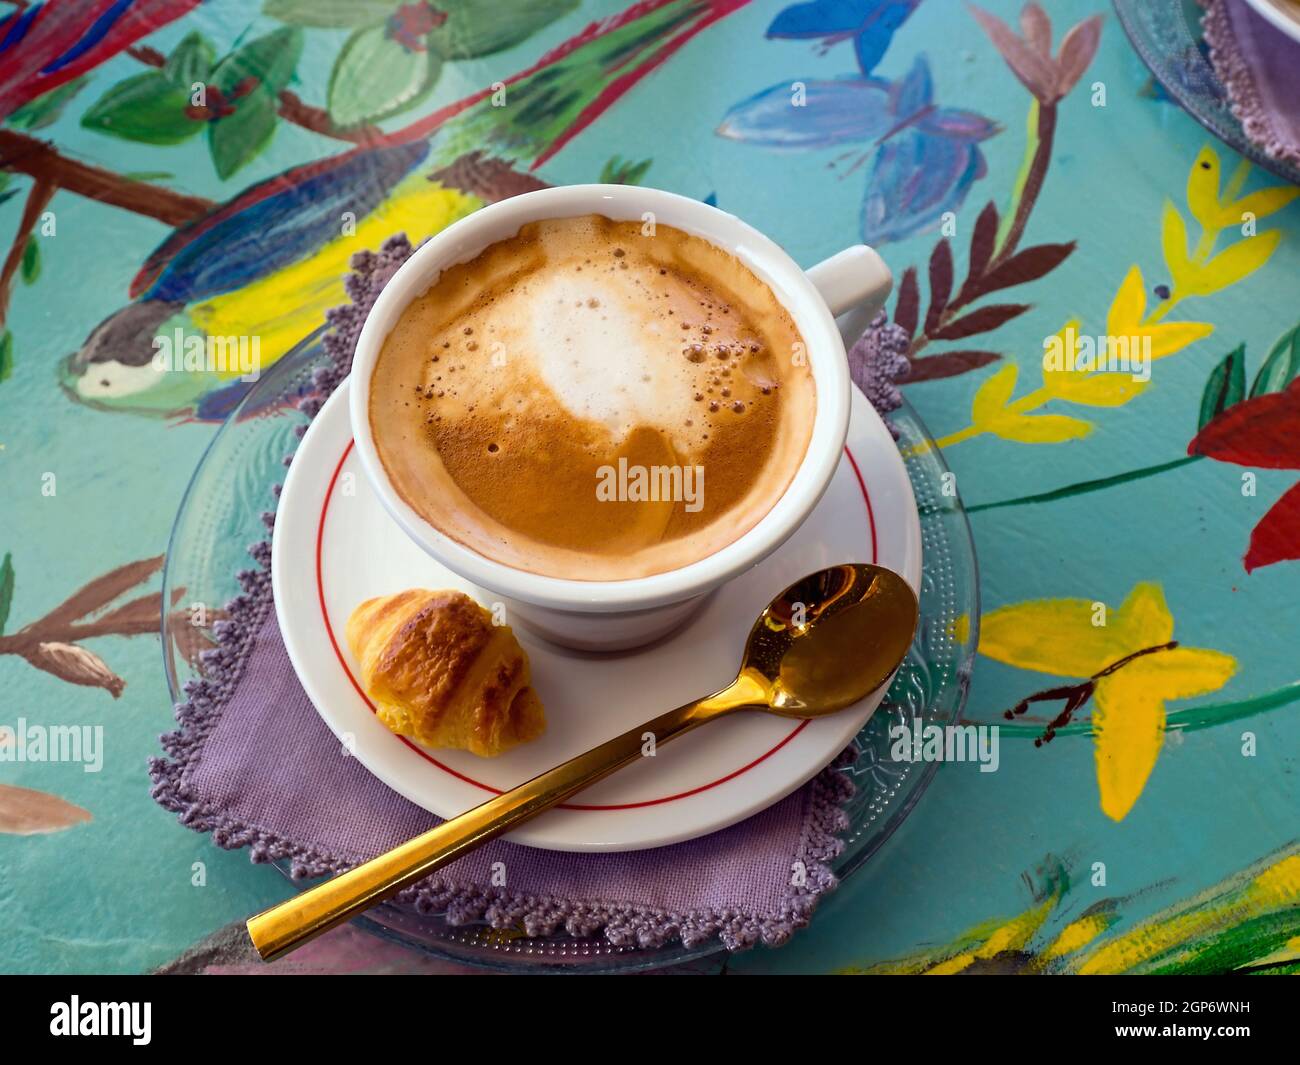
[{"x1": 806, "y1": 245, "x2": 893, "y2": 348}]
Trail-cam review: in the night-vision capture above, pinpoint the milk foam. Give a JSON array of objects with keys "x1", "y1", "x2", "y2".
[{"x1": 526, "y1": 273, "x2": 697, "y2": 446}]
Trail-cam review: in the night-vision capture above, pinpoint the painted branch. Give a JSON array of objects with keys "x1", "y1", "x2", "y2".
[
  {"x1": 988, "y1": 103, "x2": 1057, "y2": 271},
  {"x1": 905, "y1": 103, "x2": 1060, "y2": 364},
  {"x1": 0, "y1": 615, "x2": 160, "y2": 656},
  {"x1": 0, "y1": 176, "x2": 53, "y2": 327},
  {"x1": 965, "y1": 455, "x2": 1203, "y2": 514},
  {"x1": 1093, "y1": 641, "x2": 1179, "y2": 680},
  {"x1": 0, "y1": 130, "x2": 214, "y2": 226},
  {"x1": 277, "y1": 90, "x2": 382, "y2": 145}
]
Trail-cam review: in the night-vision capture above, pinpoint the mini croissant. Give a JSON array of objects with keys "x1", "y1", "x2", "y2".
[{"x1": 345, "y1": 589, "x2": 545, "y2": 758}]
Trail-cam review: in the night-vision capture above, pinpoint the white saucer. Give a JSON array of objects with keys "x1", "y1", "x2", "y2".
[{"x1": 272, "y1": 380, "x2": 921, "y2": 852}]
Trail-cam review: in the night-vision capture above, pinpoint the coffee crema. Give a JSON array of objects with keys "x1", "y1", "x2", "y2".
[{"x1": 369, "y1": 214, "x2": 815, "y2": 580}]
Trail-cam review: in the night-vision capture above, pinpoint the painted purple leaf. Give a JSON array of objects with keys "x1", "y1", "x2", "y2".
[
  {"x1": 974, "y1": 241, "x2": 1075, "y2": 297},
  {"x1": 716, "y1": 75, "x2": 894, "y2": 148},
  {"x1": 968, "y1": 200, "x2": 999, "y2": 281},
  {"x1": 931, "y1": 302, "x2": 1029, "y2": 340},
  {"x1": 894, "y1": 265, "x2": 919, "y2": 337},
  {"x1": 904, "y1": 349, "x2": 1001, "y2": 381},
  {"x1": 926, "y1": 238, "x2": 953, "y2": 333}
]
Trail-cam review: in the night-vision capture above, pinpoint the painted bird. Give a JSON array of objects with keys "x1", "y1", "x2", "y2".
[{"x1": 58, "y1": 0, "x2": 753, "y2": 421}]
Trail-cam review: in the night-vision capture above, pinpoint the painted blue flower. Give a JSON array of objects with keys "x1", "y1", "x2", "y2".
[
  {"x1": 718, "y1": 56, "x2": 997, "y2": 244},
  {"x1": 767, "y1": 0, "x2": 924, "y2": 76},
  {"x1": 860, "y1": 59, "x2": 996, "y2": 243},
  {"x1": 716, "y1": 73, "x2": 897, "y2": 148}
]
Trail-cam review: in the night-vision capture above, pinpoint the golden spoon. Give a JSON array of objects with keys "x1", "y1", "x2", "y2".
[{"x1": 246, "y1": 563, "x2": 918, "y2": 961}]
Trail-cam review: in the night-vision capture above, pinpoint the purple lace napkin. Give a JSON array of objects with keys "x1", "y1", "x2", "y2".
[
  {"x1": 1204, "y1": 0, "x2": 1300, "y2": 168},
  {"x1": 149, "y1": 235, "x2": 874, "y2": 953}
]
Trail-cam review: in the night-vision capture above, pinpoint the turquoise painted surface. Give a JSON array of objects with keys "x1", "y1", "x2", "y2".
[{"x1": 2, "y1": 0, "x2": 1298, "y2": 975}]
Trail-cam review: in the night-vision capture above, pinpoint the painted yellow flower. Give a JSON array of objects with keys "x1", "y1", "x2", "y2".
[
  {"x1": 1040, "y1": 317, "x2": 1148, "y2": 407},
  {"x1": 1162, "y1": 200, "x2": 1279, "y2": 300},
  {"x1": 975, "y1": 583, "x2": 1236, "y2": 821},
  {"x1": 968, "y1": 361, "x2": 1092, "y2": 443},
  {"x1": 1106, "y1": 263, "x2": 1212, "y2": 355},
  {"x1": 1163, "y1": 144, "x2": 1298, "y2": 301},
  {"x1": 1185, "y1": 143, "x2": 1299, "y2": 236},
  {"x1": 926, "y1": 145, "x2": 1289, "y2": 455}
]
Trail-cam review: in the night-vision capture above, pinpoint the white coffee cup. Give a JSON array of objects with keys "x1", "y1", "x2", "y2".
[{"x1": 350, "y1": 185, "x2": 892, "y2": 650}]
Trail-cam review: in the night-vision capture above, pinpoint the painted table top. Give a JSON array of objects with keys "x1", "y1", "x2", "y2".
[{"x1": 2, "y1": 0, "x2": 1298, "y2": 976}]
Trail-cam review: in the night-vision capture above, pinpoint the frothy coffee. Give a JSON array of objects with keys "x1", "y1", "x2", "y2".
[{"x1": 369, "y1": 214, "x2": 815, "y2": 580}]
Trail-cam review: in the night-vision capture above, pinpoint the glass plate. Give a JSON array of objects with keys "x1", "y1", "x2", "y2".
[
  {"x1": 1114, "y1": 0, "x2": 1300, "y2": 186},
  {"x1": 162, "y1": 327, "x2": 979, "y2": 973}
]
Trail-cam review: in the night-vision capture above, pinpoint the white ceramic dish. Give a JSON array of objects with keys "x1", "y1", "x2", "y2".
[{"x1": 272, "y1": 379, "x2": 921, "y2": 852}]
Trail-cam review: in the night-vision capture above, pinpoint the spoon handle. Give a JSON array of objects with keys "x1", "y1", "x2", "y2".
[{"x1": 246, "y1": 680, "x2": 757, "y2": 961}]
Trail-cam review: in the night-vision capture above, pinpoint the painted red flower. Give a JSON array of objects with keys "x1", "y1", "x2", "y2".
[{"x1": 1188, "y1": 378, "x2": 1300, "y2": 571}]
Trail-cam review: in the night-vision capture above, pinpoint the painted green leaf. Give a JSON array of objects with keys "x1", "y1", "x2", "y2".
[
  {"x1": 212, "y1": 26, "x2": 303, "y2": 97},
  {"x1": 6, "y1": 77, "x2": 88, "y2": 131},
  {"x1": 1197, "y1": 343, "x2": 1245, "y2": 430},
  {"x1": 80, "y1": 72, "x2": 199, "y2": 144},
  {"x1": 327, "y1": 25, "x2": 441, "y2": 127},
  {"x1": 1249, "y1": 324, "x2": 1300, "y2": 397},
  {"x1": 208, "y1": 88, "x2": 279, "y2": 180},
  {"x1": 0, "y1": 331, "x2": 12, "y2": 386},
  {"x1": 599, "y1": 155, "x2": 652, "y2": 185},
  {"x1": 428, "y1": 0, "x2": 579, "y2": 59},
  {"x1": 206, "y1": 28, "x2": 303, "y2": 179},
  {"x1": 20, "y1": 237, "x2": 39, "y2": 285},
  {"x1": 164, "y1": 32, "x2": 215, "y2": 87},
  {"x1": 264, "y1": 0, "x2": 399, "y2": 27},
  {"x1": 0, "y1": 552, "x2": 13, "y2": 636}
]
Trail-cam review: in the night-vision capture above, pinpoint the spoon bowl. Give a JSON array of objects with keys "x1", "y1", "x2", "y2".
[
  {"x1": 741, "y1": 563, "x2": 919, "y2": 718},
  {"x1": 248, "y1": 563, "x2": 918, "y2": 961}
]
